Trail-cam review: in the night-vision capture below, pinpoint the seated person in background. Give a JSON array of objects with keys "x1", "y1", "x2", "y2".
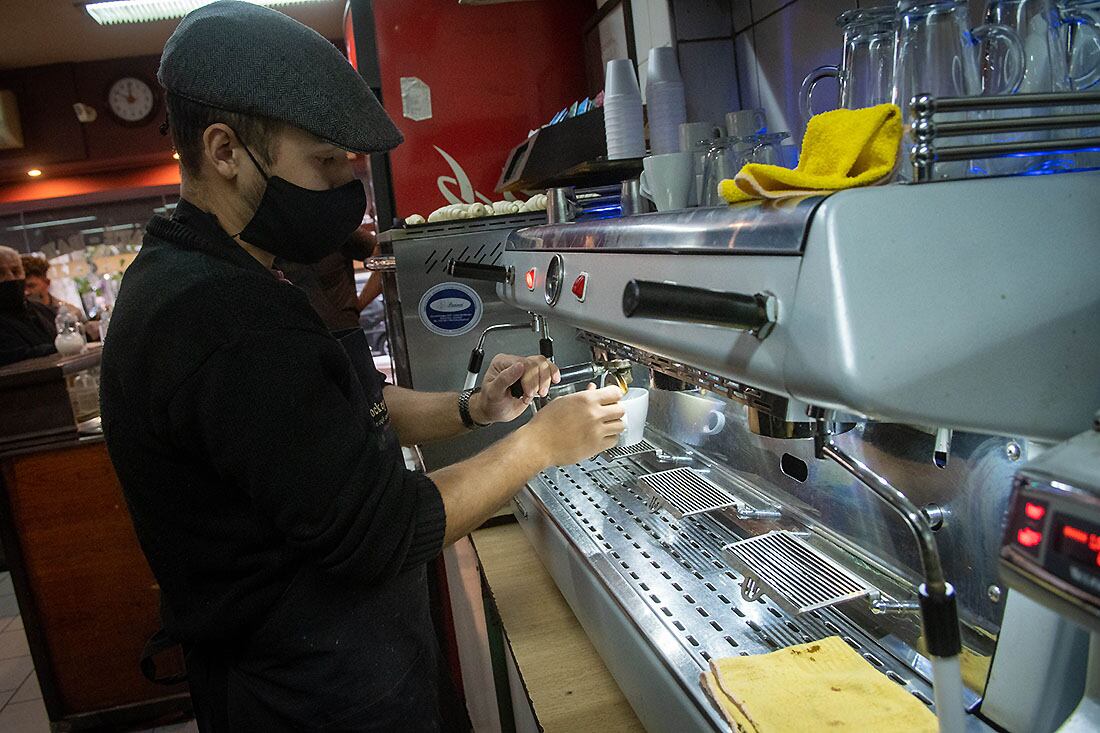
[
  {"x1": 21, "y1": 254, "x2": 85, "y2": 323},
  {"x1": 0, "y1": 246, "x2": 57, "y2": 367}
]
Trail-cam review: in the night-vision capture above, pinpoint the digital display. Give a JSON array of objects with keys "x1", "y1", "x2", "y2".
[{"x1": 1054, "y1": 515, "x2": 1100, "y2": 569}]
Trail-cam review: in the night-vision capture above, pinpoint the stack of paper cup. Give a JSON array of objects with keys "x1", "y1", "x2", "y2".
[
  {"x1": 604, "y1": 59, "x2": 646, "y2": 160},
  {"x1": 646, "y1": 47, "x2": 687, "y2": 155}
]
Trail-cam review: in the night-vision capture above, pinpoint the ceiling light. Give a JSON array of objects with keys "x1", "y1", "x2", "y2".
[
  {"x1": 172, "y1": 152, "x2": 180, "y2": 160},
  {"x1": 27, "y1": 168, "x2": 42, "y2": 177},
  {"x1": 81, "y1": 0, "x2": 334, "y2": 25}
]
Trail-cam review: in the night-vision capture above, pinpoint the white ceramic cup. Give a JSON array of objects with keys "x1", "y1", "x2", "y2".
[
  {"x1": 725, "y1": 108, "x2": 767, "y2": 138},
  {"x1": 617, "y1": 387, "x2": 650, "y2": 447},
  {"x1": 639, "y1": 152, "x2": 693, "y2": 211}
]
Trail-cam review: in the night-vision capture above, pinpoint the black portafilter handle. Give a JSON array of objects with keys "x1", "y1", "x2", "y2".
[
  {"x1": 510, "y1": 360, "x2": 599, "y2": 399},
  {"x1": 508, "y1": 337, "x2": 555, "y2": 398},
  {"x1": 622, "y1": 280, "x2": 772, "y2": 333},
  {"x1": 447, "y1": 259, "x2": 509, "y2": 283}
]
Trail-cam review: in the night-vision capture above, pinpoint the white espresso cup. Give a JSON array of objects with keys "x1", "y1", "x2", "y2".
[
  {"x1": 617, "y1": 388, "x2": 650, "y2": 447},
  {"x1": 639, "y1": 152, "x2": 693, "y2": 212}
]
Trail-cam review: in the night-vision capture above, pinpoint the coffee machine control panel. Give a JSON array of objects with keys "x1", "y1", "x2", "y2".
[{"x1": 1001, "y1": 434, "x2": 1100, "y2": 634}]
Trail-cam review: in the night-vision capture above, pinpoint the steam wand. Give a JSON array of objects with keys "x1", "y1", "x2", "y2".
[{"x1": 810, "y1": 409, "x2": 964, "y2": 733}]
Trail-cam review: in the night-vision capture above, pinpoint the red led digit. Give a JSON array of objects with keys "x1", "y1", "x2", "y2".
[
  {"x1": 1064, "y1": 525, "x2": 1089, "y2": 544},
  {"x1": 1017, "y1": 527, "x2": 1043, "y2": 548},
  {"x1": 1024, "y1": 502, "x2": 1046, "y2": 521}
]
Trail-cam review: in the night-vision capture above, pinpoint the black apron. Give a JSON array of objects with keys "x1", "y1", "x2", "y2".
[{"x1": 184, "y1": 329, "x2": 442, "y2": 732}]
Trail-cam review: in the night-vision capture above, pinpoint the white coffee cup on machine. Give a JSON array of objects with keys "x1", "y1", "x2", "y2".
[
  {"x1": 617, "y1": 388, "x2": 650, "y2": 447},
  {"x1": 639, "y1": 152, "x2": 693, "y2": 212}
]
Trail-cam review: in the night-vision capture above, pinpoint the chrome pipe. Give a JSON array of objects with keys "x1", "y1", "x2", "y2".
[
  {"x1": 819, "y1": 440, "x2": 947, "y2": 594},
  {"x1": 912, "y1": 90, "x2": 1100, "y2": 114}
]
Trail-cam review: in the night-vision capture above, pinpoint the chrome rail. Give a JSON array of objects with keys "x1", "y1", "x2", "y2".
[{"x1": 909, "y1": 90, "x2": 1100, "y2": 183}]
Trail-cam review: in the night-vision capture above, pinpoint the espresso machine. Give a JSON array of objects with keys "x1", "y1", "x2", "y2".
[{"x1": 443, "y1": 164, "x2": 1100, "y2": 731}]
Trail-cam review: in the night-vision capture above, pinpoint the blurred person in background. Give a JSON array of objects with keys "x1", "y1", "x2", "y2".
[
  {"x1": 21, "y1": 254, "x2": 86, "y2": 323},
  {"x1": 277, "y1": 226, "x2": 377, "y2": 335},
  {"x1": 0, "y1": 246, "x2": 57, "y2": 366}
]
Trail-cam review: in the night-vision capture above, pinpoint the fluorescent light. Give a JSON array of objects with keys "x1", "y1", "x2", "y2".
[
  {"x1": 82, "y1": 0, "x2": 334, "y2": 25},
  {"x1": 7, "y1": 216, "x2": 97, "y2": 232},
  {"x1": 79, "y1": 224, "x2": 139, "y2": 235}
]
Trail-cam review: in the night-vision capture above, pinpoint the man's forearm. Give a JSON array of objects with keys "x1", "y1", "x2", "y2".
[
  {"x1": 430, "y1": 424, "x2": 547, "y2": 545},
  {"x1": 356, "y1": 272, "x2": 383, "y2": 312},
  {"x1": 384, "y1": 385, "x2": 491, "y2": 445}
]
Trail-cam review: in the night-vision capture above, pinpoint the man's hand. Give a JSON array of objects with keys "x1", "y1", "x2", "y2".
[
  {"x1": 471, "y1": 353, "x2": 559, "y2": 425},
  {"x1": 524, "y1": 384, "x2": 625, "y2": 466}
]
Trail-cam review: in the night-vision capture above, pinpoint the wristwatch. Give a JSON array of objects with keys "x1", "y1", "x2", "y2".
[{"x1": 459, "y1": 387, "x2": 490, "y2": 429}]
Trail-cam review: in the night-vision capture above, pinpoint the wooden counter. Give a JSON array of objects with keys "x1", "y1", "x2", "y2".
[
  {"x1": 472, "y1": 522, "x2": 643, "y2": 732},
  {"x1": 0, "y1": 437, "x2": 190, "y2": 729},
  {"x1": 0, "y1": 346, "x2": 101, "y2": 451}
]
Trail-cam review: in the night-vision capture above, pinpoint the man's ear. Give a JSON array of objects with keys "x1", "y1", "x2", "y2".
[{"x1": 203, "y1": 123, "x2": 244, "y2": 181}]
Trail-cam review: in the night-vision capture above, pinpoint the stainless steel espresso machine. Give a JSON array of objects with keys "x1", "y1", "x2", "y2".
[{"x1": 444, "y1": 169, "x2": 1100, "y2": 731}]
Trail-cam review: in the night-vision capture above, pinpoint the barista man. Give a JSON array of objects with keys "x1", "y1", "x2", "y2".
[{"x1": 98, "y1": 3, "x2": 625, "y2": 731}]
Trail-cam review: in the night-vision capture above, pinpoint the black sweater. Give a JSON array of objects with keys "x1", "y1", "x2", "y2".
[
  {"x1": 100, "y1": 200, "x2": 446, "y2": 723},
  {"x1": 0, "y1": 299, "x2": 57, "y2": 366}
]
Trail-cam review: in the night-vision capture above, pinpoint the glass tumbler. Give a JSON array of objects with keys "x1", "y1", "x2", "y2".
[
  {"x1": 700, "y1": 133, "x2": 790, "y2": 206},
  {"x1": 800, "y1": 7, "x2": 897, "y2": 122},
  {"x1": 893, "y1": 0, "x2": 1026, "y2": 179}
]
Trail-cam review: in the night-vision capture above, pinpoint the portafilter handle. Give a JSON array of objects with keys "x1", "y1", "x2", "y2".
[
  {"x1": 447, "y1": 259, "x2": 512, "y2": 284},
  {"x1": 622, "y1": 280, "x2": 777, "y2": 339}
]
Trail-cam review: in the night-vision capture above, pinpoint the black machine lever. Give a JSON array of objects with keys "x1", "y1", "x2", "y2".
[
  {"x1": 508, "y1": 337, "x2": 555, "y2": 398},
  {"x1": 622, "y1": 280, "x2": 776, "y2": 338},
  {"x1": 447, "y1": 259, "x2": 510, "y2": 284}
]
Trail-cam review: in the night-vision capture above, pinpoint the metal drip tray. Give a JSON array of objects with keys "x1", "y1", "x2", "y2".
[
  {"x1": 602, "y1": 439, "x2": 660, "y2": 461},
  {"x1": 637, "y1": 467, "x2": 738, "y2": 519},
  {"x1": 723, "y1": 530, "x2": 877, "y2": 615}
]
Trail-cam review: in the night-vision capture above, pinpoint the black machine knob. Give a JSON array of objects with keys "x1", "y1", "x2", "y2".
[
  {"x1": 448, "y1": 259, "x2": 510, "y2": 284},
  {"x1": 622, "y1": 280, "x2": 776, "y2": 338}
]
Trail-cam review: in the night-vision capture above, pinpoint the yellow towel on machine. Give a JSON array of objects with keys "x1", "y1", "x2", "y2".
[
  {"x1": 700, "y1": 636, "x2": 939, "y2": 732},
  {"x1": 718, "y1": 104, "x2": 903, "y2": 204}
]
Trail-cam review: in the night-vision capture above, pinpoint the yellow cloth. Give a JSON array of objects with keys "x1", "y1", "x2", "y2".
[
  {"x1": 701, "y1": 636, "x2": 939, "y2": 733},
  {"x1": 718, "y1": 104, "x2": 902, "y2": 204}
]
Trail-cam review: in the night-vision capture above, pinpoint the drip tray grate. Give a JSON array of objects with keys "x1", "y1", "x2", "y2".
[
  {"x1": 637, "y1": 467, "x2": 738, "y2": 518},
  {"x1": 602, "y1": 439, "x2": 660, "y2": 461},
  {"x1": 722, "y1": 531, "x2": 877, "y2": 614}
]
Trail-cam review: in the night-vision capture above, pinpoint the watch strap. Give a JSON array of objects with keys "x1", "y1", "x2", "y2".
[{"x1": 459, "y1": 387, "x2": 489, "y2": 428}]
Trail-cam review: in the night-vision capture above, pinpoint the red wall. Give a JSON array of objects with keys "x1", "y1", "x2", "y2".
[{"x1": 371, "y1": 0, "x2": 592, "y2": 218}]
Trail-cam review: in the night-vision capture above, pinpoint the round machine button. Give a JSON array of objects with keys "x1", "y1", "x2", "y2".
[
  {"x1": 571, "y1": 272, "x2": 588, "y2": 302},
  {"x1": 544, "y1": 254, "x2": 564, "y2": 306}
]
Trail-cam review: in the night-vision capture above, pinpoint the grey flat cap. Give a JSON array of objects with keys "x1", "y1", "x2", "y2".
[{"x1": 159, "y1": 0, "x2": 402, "y2": 154}]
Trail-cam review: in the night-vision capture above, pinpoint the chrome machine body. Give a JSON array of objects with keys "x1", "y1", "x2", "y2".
[
  {"x1": 377, "y1": 214, "x2": 589, "y2": 470},
  {"x1": 470, "y1": 170, "x2": 1100, "y2": 731}
]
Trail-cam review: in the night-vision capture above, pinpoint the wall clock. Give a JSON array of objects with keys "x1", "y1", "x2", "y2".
[{"x1": 106, "y1": 76, "x2": 157, "y2": 125}]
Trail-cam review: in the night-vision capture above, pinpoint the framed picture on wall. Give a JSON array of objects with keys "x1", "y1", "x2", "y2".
[{"x1": 582, "y1": 0, "x2": 637, "y2": 98}]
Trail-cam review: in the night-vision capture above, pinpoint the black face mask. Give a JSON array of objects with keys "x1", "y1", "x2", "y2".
[
  {"x1": 236, "y1": 145, "x2": 366, "y2": 265},
  {"x1": 0, "y1": 279, "x2": 25, "y2": 313}
]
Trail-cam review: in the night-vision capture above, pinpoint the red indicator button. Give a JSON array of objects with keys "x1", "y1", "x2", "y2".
[
  {"x1": 1017, "y1": 527, "x2": 1043, "y2": 548},
  {"x1": 525, "y1": 268, "x2": 536, "y2": 290},
  {"x1": 571, "y1": 272, "x2": 588, "y2": 301},
  {"x1": 1024, "y1": 502, "x2": 1046, "y2": 521}
]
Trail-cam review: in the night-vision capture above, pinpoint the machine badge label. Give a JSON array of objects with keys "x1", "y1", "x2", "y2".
[{"x1": 419, "y1": 282, "x2": 482, "y2": 337}]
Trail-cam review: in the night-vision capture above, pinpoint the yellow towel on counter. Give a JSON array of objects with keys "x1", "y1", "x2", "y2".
[
  {"x1": 719, "y1": 104, "x2": 902, "y2": 204},
  {"x1": 700, "y1": 636, "x2": 938, "y2": 733}
]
